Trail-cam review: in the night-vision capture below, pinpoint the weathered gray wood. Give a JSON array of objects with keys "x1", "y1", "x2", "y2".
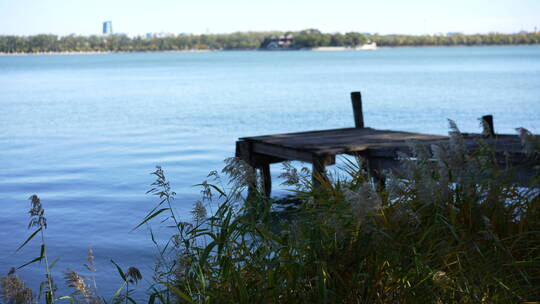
[
  {"x1": 246, "y1": 128, "x2": 446, "y2": 152},
  {"x1": 252, "y1": 142, "x2": 316, "y2": 163},
  {"x1": 261, "y1": 163, "x2": 272, "y2": 197},
  {"x1": 251, "y1": 153, "x2": 284, "y2": 167},
  {"x1": 481, "y1": 115, "x2": 495, "y2": 137},
  {"x1": 235, "y1": 141, "x2": 251, "y2": 161},
  {"x1": 351, "y1": 91, "x2": 364, "y2": 128},
  {"x1": 240, "y1": 128, "x2": 525, "y2": 167},
  {"x1": 236, "y1": 141, "x2": 284, "y2": 167}
]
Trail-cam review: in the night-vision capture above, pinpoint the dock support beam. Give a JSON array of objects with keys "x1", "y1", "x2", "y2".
[
  {"x1": 260, "y1": 163, "x2": 272, "y2": 197},
  {"x1": 312, "y1": 158, "x2": 325, "y2": 190},
  {"x1": 365, "y1": 157, "x2": 388, "y2": 191},
  {"x1": 351, "y1": 91, "x2": 364, "y2": 128},
  {"x1": 311, "y1": 155, "x2": 334, "y2": 192}
]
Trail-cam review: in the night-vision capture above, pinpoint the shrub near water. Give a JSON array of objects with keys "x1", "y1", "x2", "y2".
[{"x1": 2, "y1": 122, "x2": 539, "y2": 303}]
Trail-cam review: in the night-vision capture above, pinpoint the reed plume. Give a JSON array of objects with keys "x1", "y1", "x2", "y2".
[{"x1": 0, "y1": 269, "x2": 34, "y2": 304}]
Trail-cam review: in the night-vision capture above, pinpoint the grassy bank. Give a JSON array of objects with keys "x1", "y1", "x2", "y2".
[{"x1": 2, "y1": 122, "x2": 539, "y2": 303}]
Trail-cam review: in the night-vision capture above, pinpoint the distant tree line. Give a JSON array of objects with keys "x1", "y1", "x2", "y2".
[
  {"x1": 0, "y1": 30, "x2": 539, "y2": 53},
  {"x1": 0, "y1": 32, "x2": 278, "y2": 53},
  {"x1": 371, "y1": 32, "x2": 540, "y2": 47}
]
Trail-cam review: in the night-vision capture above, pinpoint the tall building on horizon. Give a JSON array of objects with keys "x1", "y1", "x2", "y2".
[{"x1": 102, "y1": 21, "x2": 113, "y2": 35}]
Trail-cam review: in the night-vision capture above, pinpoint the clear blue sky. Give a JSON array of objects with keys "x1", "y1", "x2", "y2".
[{"x1": 0, "y1": 0, "x2": 539, "y2": 36}]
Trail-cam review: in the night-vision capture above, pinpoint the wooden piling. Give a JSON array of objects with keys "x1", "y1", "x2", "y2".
[
  {"x1": 351, "y1": 91, "x2": 364, "y2": 128},
  {"x1": 246, "y1": 166, "x2": 258, "y2": 201},
  {"x1": 261, "y1": 163, "x2": 272, "y2": 197},
  {"x1": 311, "y1": 155, "x2": 334, "y2": 192},
  {"x1": 312, "y1": 157, "x2": 326, "y2": 191},
  {"x1": 481, "y1": 115, "x2": 495, "y2": 137}
]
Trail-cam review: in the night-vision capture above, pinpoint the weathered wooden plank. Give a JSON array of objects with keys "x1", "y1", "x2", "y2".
[
  {"x1": 252, "y1": 142, "x2": 315, "y2": 163},
  {"x1": 245, "y1": 129, "x2": 449, "y2": 154},
  {"x1": 244, "y1": 129, "x2": 525, "y2": 156},
  {"x1": 244, "y1": 128, "x2": 377, "y2": 143},
  {"x1": 246, "y1": 129, "x2": 445, "y2": 145},
  {"x1": 236, "y1": 140, "x2": 285, "y2": 167},
  {"x1": 240, "y1": 127, "x2": 362, "y2": 141},
  {"x1": 252, "y1": 154, "x2": 285, "y2": 167}
]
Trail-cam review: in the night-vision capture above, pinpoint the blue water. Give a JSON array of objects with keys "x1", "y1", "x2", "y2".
[{"x1": 1, "y1": 46, "x2": 539, "y2": 299}]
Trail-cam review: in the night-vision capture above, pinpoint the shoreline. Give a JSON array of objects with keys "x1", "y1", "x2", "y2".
[
  {"x1": 0, "y1": 44, "x2": 537, "y2": 56},
  {"x1": 0, "y1": 49, "x2": 217, "y2": 56},
  {"x1": 376, "y1": 44, "x2": 537, "y2": 49}
]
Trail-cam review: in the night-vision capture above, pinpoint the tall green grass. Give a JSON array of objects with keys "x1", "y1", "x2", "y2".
[{"x1": 2, "y1": 122, "x2": 539, "y2": 303}]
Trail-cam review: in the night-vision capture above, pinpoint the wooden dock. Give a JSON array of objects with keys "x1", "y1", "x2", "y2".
[{"x1": 235, "y1": 92, "x2": 531, "y2": 196}]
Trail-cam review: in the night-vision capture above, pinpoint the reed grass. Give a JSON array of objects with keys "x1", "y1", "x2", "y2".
[
  {"x1": 146, "y1": 122, "x2": 539, "y2": 303},
  {"x1": 2, "y1": 122, "x2": 539, "y2": 303}
]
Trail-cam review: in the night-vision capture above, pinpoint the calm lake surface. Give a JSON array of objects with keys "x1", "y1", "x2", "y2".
[{"x1": 1, "y1": 46, "x2": 539, "y2": 297}]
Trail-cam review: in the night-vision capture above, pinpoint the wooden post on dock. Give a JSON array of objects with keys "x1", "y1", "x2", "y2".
[
  {"x1": 481, "y1": 115, "x2": 495, "y2": 137},
  {"x1": 351, "y1": 91, "x2": 364, "y2": 128}
]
